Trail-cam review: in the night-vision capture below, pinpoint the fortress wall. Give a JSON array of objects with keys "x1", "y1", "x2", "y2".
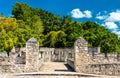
[{"x1": 72, "y1": 37, "x2": 120, "y2": 75}]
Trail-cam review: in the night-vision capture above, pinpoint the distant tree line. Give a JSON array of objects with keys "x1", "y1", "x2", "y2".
[{"x1": 0, "y1": 2, "x2": 120, "y2": 57}]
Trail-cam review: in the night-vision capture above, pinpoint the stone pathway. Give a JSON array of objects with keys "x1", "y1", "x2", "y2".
[{"x1": 40, "y1": 62, "x2": 74, "y2": 72}]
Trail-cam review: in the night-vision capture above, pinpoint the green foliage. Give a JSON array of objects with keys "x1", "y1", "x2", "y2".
[
  {"x1": 0, "y1": 2, "x2": 44, "y2": 52},
  {"x1": 12, "y1": 2, "x2": 33, "y2": 21},
  {"x1": 12, "y1": 2, "x2": 44, "y2": 47},
  {"x1": 0, "y1": 2, "x2": 120, "y2": 55},
  {"x1": 44, "y1": 31, "x2": 66, "y2": 47},
  {"x1": 0, "y1": 17, "x2": 18, "y2": 52}
]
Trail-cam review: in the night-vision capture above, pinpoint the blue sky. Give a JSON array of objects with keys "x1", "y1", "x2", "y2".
[{"x1": 0, "y1": 0, "x2": 120, "y2": 37}]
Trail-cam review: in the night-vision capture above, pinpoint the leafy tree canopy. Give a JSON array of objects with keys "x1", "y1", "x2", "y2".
[{"x1": 0, "y1": 2, "x2": 120, "y2": 55}]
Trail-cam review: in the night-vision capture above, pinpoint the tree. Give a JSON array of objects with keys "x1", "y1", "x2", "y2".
[
  {"x1": 0, "y1": 18, "x2": 18, "y2": 32},
  {"x1": 12, "y1": 2, "x2": 33, "y2": 21},
  {"x1": 0, "y1": 17, "x2": 18, "y2": 52},
  {"x1": 12, "y1": 2, "x2": 44, "y2": 47},
  {"x1": 11, "y1": 2, "x2": 120, "y2": 55},
  {"x1": 44, "y1": 31, "x2": 66, "y2": 47}
]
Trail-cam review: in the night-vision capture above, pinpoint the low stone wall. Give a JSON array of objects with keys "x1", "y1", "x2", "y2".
[
  {"x1": 0, "y1": 64, "x2": 25, "y2": 73},
  {"x1": 91, "y1": 54, "x2": 120, "y2": 64},
  {"x1": 73, "y1": 37, "x2": 120, "y2": 75},
  {"x1": 88, "y1": 47, "x2": 100, "y2": 54},
  {"x1": 67, "y1": 58, "x2": 74, "y2": 69},
  {"x1": 39, "y1": 47, "x2": 74, "y2": 62},
  {"x1": 0, "y1": 62, "x2": 43, "y2": 73},
  {"x1": 85, "y1": 63, "x2": 120, "y2": 75}
]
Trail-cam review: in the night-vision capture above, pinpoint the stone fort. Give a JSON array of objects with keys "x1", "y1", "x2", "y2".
[{"x1": 0, "y1": 37, "x2": 120, "y2": 75}]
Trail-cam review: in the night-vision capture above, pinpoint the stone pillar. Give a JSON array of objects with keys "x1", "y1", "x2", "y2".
[
  {"x1": 74, "y1": 37, "x2": 91, "y2": 73},
  {"x1": 26, "y1": 38, "x2": 39, "y2": 72}
]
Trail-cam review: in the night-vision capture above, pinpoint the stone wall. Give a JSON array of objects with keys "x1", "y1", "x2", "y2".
[
  {"x1": 39, "y1": 47, "x2": 54, "y2": 62},
  {"x1": 10, "y1": 41, "x2": 120, "y2": 66},
  {"x1": 88, "y1": 47, "x2": 100, "y2": 55},
  {"x1": 74, "y1": 37, "x2": 92, "y2": 72},
  {"x1": 0, "y1": 38, "x2": 43, "y2": 73},
  {"x1": 0, "y1": 52, "x2": 8, "y2": 64},
  {"x1": 0, "y1": 52, "x2": 26, "y2": 73},
  {"x1": 63, "y1": 48, "x2": 74, "y2": 62},
  {"x1": 26, "y1": 38, "x2": 39, "y2": 72},
  {"x1": 39, "y1": 48, "x2": 74, "y2": 62},
  {"x1": 68, "y1": 37, "x2": 120, "y2": 75},
  {"x1": 15, "y1": 52, "x2": 26, "y2": 64},
  {"x1": 0, "y1": 37, "x2": 120, "y2": 75},
  {"x1": 54, "y1": 48, "x2": 74, "y2": 62},
  {"x1": 85, "y1": 63, "x2": 120, "y2": 75},
  {"x1": 67, "y1": 58, "x2": 74, "y2": 69},
  {"x1": 91, "y1": 53, "x2": 120, "y2": 64}
]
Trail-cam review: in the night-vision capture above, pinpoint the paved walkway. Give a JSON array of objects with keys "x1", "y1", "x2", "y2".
[{"x1": 40, "y1": 62, "x2": 74, "y2": 72}]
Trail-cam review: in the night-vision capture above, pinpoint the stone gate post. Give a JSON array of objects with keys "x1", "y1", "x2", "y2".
[
  {"x1": 74, "y1": 37, "x2": 91, "y2": 73},
  {"x1": 26, "y1": 38, "x2": 39, "y2": 72}
]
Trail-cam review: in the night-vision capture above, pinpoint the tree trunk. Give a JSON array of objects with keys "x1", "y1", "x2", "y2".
[
  {"x1": 117, "y1": 53, "x2": 120, "y2": 61},
  {"x1": 104, "y1": 52, "x2": 108, "y2": 60}
]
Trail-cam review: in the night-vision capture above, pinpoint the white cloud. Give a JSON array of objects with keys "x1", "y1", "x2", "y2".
[
  {"x1": 96, "y1": 11, "x2": 108, "y2": 20},
  {"x1": 71, "y1": 8, "x2": 92, "y2": 18},
  {"x1": 96, "y1": 10, "x2": 120, "y2": 37},
  {"x1": 71, "y1": 8, "x2": 84, "y2": 18},
  {"x1": 96, "y1": 15, "x2": 107, "y2": 20},
  {"x1": 112, "y1": 30, "x2": 120, "y2": 35},
  {"x1": 105, "y1": 10, "x2": 120, "y2": 22},
  {"x1": 96, "y1": 10, "x2": 120, "y2": 22},
  {"x1": 103, "y1": 22, "x2": 118, "y2": 29},
  {"x1": 84, "y1": 10, "x2": 92, "y2": 18},
  {"x1": 112, "y1": 30, "x2": 120, "y2": 37}
]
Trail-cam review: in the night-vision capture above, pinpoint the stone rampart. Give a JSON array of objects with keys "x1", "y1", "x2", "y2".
[
  {"x1": 86, "y1": 63, "x2": 120, "y2": 75},
  {"x1": 71, "y1": 37, "x2": 120, "y2": 75},
  {"x1": 0, "y1": 37, "x2": 120, "y2": 75}
]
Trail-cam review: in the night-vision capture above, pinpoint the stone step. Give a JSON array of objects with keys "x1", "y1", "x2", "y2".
[
  {"x1": 0, "y1": 72, "x2": 118, "y2": 78},
  {"x1": 14, "y1": 72, "x2": 101, "y2": 77}
]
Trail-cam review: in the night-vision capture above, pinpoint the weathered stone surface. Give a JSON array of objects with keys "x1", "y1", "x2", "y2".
[
  {"x1": 67, "y1": 58, "x2": 74, "y2": 69},
  {"x1": 86, "y1": 63, "x2": 120, "y2": 75},
  {"x1": 39, "y1": 48, "x2": 74, "y2": 62},
  {"x1": 74, "y1": 37, "x2": 92, "y2": 72},
  {"x1": 0, "y1": 37, "x2": 120, "y2": 75},
  {"x1": 70, "y1": 37, "x2": 120, "y2": 75},
  {"x1": 26, "y1": 38, "x2": 39, "y2": 72}
]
